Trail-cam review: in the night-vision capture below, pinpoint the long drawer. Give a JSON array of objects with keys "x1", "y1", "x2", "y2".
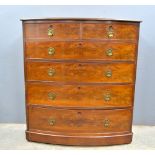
[
  {"x1": 28, "y1": 106, "x2": 132, "y2": 133},
  {"x1": 25, "y1": 41, "x2": 136, "y2": 61},
  {"x1": 26, "y1": 61, "x2": 135, "y2": 83},
  {"x1": 26, "y1": 82, "x2": 134, "y2": 108}
]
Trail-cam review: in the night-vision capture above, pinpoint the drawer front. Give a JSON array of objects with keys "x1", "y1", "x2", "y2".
[
  {"x1": 82, "y1": 23, "x2": 138, "y2": 40},
  {"x1": 28, "y1": 106, "x2": 132, "y2": 133},
  {"x1": 27, "y1": 83, "x2": 133, "y2": 108},
  {"x1": 24, "y1": 23, "x2": 80, "y2": 39},
  {"x1": 26, "y1": 62, "x2": 135, "y2": 83},
  {"x1": 25, "y1": 41, "x2": 136, "y2": 61}
]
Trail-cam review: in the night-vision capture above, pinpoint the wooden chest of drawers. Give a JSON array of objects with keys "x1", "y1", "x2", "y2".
[{"x1": 22, "y1": 18, "x2": 141, "y2": 146}]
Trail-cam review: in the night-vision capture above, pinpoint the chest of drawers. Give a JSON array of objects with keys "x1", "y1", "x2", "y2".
[{"x1": 22, "y1": 18, "x2": 141, "y2": 146}]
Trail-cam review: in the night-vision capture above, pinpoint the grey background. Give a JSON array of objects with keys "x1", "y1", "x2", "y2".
[{"x1": 0, "y1": 5, "x2": 155, "y2": 125}]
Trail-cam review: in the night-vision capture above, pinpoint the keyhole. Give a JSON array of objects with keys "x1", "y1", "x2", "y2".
[
  {"x1": 77, "y1": 111, "x2": 81, "y2": 115},
  {"x1": 77, "y1": 86, "x2": 81, "y2": 90}
]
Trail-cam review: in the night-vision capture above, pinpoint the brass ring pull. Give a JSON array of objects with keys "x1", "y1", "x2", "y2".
[
  {"x1": 105, "y1": 70, "x2": 112, "y2": 78},
  {"x1": 48, "y1": 92, "x2": 56, "y2": 100},
  {"x1": 48, "y1": 47, "x2": 55, "y2": 55},
  {"x1": 103, "y1": 119, "x2": 110, "y2": 128},
  {"x1": 48, "y1": 68, "x2": 56, "y2": 76},
  {"x1": 48, "y1": 27, "x2": 54, "y2": 37},
  {"x1": 107, "y1": 31, "x2": 114, "y2": 38},
  {"x1": 104, "y1": 93, "x2": 111, "y2": 101},
  {"x1": 106, "y1": 49, "x2": 113, "y2": 56},
  {"x1": 48, "y1": 118, "x2": 56, "y2": 126},
  {"x1": 107, "y1": 26, "x2": 114, "y2": 38}
]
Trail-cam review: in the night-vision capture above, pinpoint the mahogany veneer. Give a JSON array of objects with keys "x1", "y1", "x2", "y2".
[
  {"x1": 25, "y1": 41, "x2": 136, "y2": 61},
  {"x1": 22, "y1": 18, "x2": 141, "y2": 146}
]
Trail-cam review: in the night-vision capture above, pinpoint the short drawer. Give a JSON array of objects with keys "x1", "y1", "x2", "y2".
[
  {"x1": 24, "y1": 23, "x2": 80, "y2": 39},
  {"x1": 25, "y1": 41, "x2": 136, "y2": 61},
  {"x1": 82, "y1": 23, "x2": 138, "y2": 40},
  {"x1": 26, "y1": 83, "x2": 133, "y2": 108},
  {"x1": 28, "y1": 106, "x2": 132, "y2": 133},
  {"x1": 26, "y1": 62, "x2": 135, "y2": 83}
]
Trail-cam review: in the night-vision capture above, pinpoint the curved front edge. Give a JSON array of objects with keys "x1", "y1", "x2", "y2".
[{"x1": 26, "y1": 130, "x2": 133, "y2": 146}]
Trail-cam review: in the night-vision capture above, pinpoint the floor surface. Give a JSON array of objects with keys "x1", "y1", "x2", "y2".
[{"x1": 0, "y1": 124, "x2": 155, "y2": 150}]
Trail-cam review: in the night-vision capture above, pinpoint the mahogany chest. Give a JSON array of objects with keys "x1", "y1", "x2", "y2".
[{"x1": 22, "y1": 18, "x2": 141, "y2": 146}]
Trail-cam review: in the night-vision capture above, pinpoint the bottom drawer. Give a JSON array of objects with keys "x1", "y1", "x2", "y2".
[{"x1": 28, "y1": 106, "x2": 132, "y2": 133}]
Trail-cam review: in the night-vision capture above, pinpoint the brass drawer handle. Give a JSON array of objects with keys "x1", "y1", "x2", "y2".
[
  {"x1": 103, "y1": 119, "x2": 110, "y2": 128},
  {"x1": 48, "y1": 27, "x2": 54, "y2": 37},
  {"x1": 106, "y1": 49, "x2": 113, "y2": 56},
  {"x1": 107, "y1": 26, "x2": 114, "y2": 38},
  {"x1": 108, "y1": 31, "x2": 114, "y2": 38},
  {"x1": 48, "y1": 92, "x2": 56, "y2": 100},
  {"x1": 48, "y1": 118, "x2": 56, "y2": 126},
  {"x1": 48, "y1": 68, "x2": 56, "y2": 76},
  {"x1": 105, "y1": 70, "x2": 112, "y2": 78},
  {"x1": 48, "y1": 47, "x2": 55, "y2": 55},
  {"x1": 104, "y1": 93, "x2": 111, "y2": 101}
]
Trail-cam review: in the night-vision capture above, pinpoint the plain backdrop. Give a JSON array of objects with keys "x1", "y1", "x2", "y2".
[{"x1": 0, "y1": 5, "x2": 155, "y2": 125}]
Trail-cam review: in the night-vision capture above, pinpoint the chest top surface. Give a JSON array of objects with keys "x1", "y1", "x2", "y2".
[{"x1": 21, "y1": 17, "x2": 141, "y2": 22}]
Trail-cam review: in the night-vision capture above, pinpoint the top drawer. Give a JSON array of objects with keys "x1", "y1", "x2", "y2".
[
  {"x1": 82, "y1": 23, "x2": 138, "y2": 40},
  {"x1": 24, "y1": 23, "x2": 80, "y2": 39},
  {"x1": 23, "y1": 22, "x2": 139, "y2": 40}
]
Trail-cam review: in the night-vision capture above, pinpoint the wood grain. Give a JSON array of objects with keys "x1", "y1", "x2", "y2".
[
  {"x1": 26, "y1": 130, "x2": 132, "y2": 146},
  {"x1": 26, "y1": 82, "x2": 134, "y2": 108},
  {"x1": 26, "y1": 61, "x2": 135, "y2": 83},
  {"x1": 28, "y1": 106, "x2": 132, "y2": 133},
  {"x1": 25, "y1": 41, "x2": 136, "y2": 61},
  {"x1": 82, "y1": 23, "x2": 138, "y2": 40},
  {"x1": 24, "y1": 23, "x2": 80, "y2": 39},
  {"x1": 22, "y1": 19, "x2": 140, "y2": 146}
]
